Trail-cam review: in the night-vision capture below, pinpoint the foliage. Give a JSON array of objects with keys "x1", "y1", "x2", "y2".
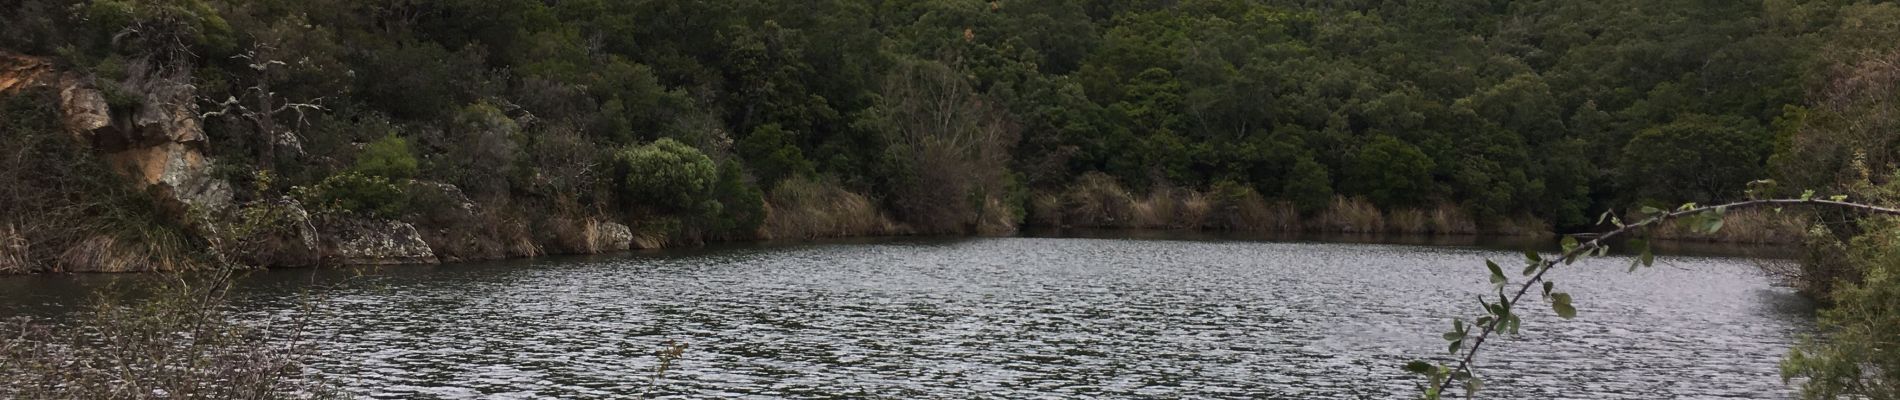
[
  {"x1": 1783, "y1": 217, "x2": 1900, "y2": 400},
  {"x1": 352, "y1": 133, "x2": 420, "y2": 180},
  {"x1": 616, "y1": 138, "x2": 717, "y2": 213},
  {"x1": 707, "y1": 161, "x2": 766, "y2": 239},
  {"x1": 1620, "y1": 115, "x2": 1771, "y2": 204},
  {"x1": 292, "y1": 172, "x2": 408, "y2": 219},
  {"x1": 0, "y1": 273, "x2": 341, "y2": 398}
]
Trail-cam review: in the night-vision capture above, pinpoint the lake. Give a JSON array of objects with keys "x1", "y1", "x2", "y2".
[{"x1": 0, "y1": 235, "x2": 1813, "y2": 398}]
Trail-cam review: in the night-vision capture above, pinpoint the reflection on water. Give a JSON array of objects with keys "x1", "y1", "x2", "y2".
[{"x1": 0, "y1": 236, "x2": 1813, "y2": 398}]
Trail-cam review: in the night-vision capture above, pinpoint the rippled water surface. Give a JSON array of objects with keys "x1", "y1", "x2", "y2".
[{"x1": 6, "y1": 237, "x2": 1814, "y2": 398}]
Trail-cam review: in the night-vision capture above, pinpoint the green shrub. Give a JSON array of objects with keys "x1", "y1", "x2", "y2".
[
  {"x1": 616, "y1": 138, "x2": 717, "y2": 212},
  {"x1": 736, "y1": 123, "x2": 815, "y2": 187},
  {"x1": 292, "y1": 172, "x2": 407, "y2": 218},
  {"x1": 708, "y1": 162, "x2": 766, "y2": 239},
  {"x1": 352, "y1": 134, "x2": 419, "y2": 180}
]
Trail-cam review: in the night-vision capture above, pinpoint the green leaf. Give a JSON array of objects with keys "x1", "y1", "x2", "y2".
[
  {"x1": 1466, "y1": 375, "x2": 1485, "y2": 397},
  {"x1": 1454, "y1": 318, "x2": 1465, "y2": 333},
  {"x1": 1561, "y1": 235, "x2": 1579, "y2": 254},
  {"x1": 1448, "y1": 339, "x2": 1463, "y2": 354},
  {"x1": 1522, "y1": 262, "x2": 1539, "y2": 276},
  {"x1": 1801, "y1": 189, "x2": 1815, "y2": 201},
  {"x1": 1403, "y1": 360, "x2": 1435, "y2": 375},
  {"x1": 1542, "y1": 281, "x2": 1554, "y2": 297},
  {"x1": 1830, "y1": 194, "x2": 1848, "y2": 202},
  {"x1": 1551, "y1": 292, "x2": 1577, "y2": 319},
  {"x1": 1486, "y1": 260, "x2": 1507, "y2": 287},
  {"x1": 1443, "y1": 331, "x2": 1465, "y2": 341},
  {"x1": 1640, "y1": 205, "x2": 1663, "y2": 217},
  {"x1": 1524, "y1": 250, "x2": 1542, "y2": 264},
  {"x1": 1595, "y1": 211, "x2": 1612, "y2": 226}
]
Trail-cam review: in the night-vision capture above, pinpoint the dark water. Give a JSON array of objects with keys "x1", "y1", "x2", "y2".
[{"x1": 0, "y1": 236, "x2": 1813, "y2": 399}]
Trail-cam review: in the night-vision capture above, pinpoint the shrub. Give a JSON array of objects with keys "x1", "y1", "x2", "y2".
[
  {"x1": 708, "y1": 162, "x2": 766, "y2": 239},
  {"x1": 1782, "y1": 218, "x2": 1900, "y2": 399},
  {"x1": 0, "y1": 273, "x2": 341, "y2": 398},
  {"x1": 293, "y1": 172, "x2": 407, "y2": 218},
  {"x1": 617, "y1": 138, "x2": 717, "y2": 212},
  {"x1": 352, "y1": 133, "x2": 419, "y2": 180},
  {"x1": 736, "y1": 123, "x2": 815, "y2": 187},
  {"x1": 1282, "y1": 155, "x2": 1334, "y2": 214}
]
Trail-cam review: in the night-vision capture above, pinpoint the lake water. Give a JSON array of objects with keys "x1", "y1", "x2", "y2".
[{"x1": 0, "y1": 236, "x2": 1813, "y2": 398}]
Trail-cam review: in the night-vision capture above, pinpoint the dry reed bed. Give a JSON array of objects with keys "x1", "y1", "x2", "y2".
[{"x1": 1030, "y1": 173, "x2": 1527, "y2": 235}]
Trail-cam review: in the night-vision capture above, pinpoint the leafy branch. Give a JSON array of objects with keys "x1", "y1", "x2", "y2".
[{"x1": 1410, "y1": 195, "x2": 1900, "y2": 399}]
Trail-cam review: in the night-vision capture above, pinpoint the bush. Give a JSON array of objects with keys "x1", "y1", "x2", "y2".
[
  {"x1": 1, "y1": 273, "x2": 340, "y2": 398},
  {"x1": 293, "y1": 172, "x2": 407, "y2": 218},
  {"x1": 707, "y1": 162, "x2": 767, "y2": 239},
  {"x1": 352, "y1": 133, "x2": 419, "y2": 180},
  {"x1": 1783, "y1": 218, "x2": 1900, "y2": 399},
  {"x1": 736, "y1": 123, "x2": 815, "y2": 187},
  {"x1": 616, "y1": 138, "x2": 718, "y2": 212}
]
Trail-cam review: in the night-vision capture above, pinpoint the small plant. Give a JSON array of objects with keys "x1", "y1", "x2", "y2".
[
  {"x1": 645, "y1": 340, "x2": 690, "y2": 397},
  {"x1": 293, "y1": 171, "x2": 408, "y2": 218}
]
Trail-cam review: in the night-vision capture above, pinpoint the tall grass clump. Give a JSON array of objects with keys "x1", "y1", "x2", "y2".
[
  {"x1": 1205, "y1": 181, "x2": 1299, "y2": 232},
  {"x1": 1059, "y1": 172, "x2": 1137, "y2": 227},
  {"x1": 760, "y1": 177, "x2": 902, "y2": 240},
  {"x1": 1314, "y1": 196, "x2": 1386, "y2": 233}
]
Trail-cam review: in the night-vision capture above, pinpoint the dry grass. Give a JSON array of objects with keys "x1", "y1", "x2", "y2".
[
  {"x1": 1485, "y1": 214, "x2": 1554, "y2": 237},
  {"x1": 1651, "y1": 207, "x2": 1807, "y2": 244},
  {"x1": 759, "y1": 177, "x2": 904, "y2": 240},
  {"x1": 1, "y1": 224, "x2": 27, "y2": 273},
  {"x1": 1431, "y1": 204, "x2": 1480, "y2": 234},
  {"x1": 1058, "y1": 172, "x2": 1136, "y2": 227},
  {"x1": 1313, "y1": 196, "x2": 1386, "y2": 233},
  {"x1": 1388, "y1": 203, "x2": 1479, "y2": 234}
]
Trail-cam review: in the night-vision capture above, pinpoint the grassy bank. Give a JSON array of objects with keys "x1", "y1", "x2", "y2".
[{"x1": 1028, "y1": 173, "x2": 1548, "y2": 236}]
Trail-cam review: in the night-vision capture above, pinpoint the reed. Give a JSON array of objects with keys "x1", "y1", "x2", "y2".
[
  {"x1": 759, "y1": 177, "x2": 904, "y2": 240},
  {"x1": 1314, "y1": 196, "x2": 1385, "y2": 233}
]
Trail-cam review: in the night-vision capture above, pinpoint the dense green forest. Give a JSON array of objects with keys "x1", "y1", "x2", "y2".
[{"x1": 3, "y1": 0, "x2": 1899, "y2": 265}]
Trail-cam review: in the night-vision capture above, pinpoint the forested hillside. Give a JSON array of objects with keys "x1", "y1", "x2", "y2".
[{"x1": 3, "y1": 0, "x2": 1897, "y2": 270}]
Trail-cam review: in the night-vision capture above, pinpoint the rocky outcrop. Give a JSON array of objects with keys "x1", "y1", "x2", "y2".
[
  {"x1": 593, "y1": 221, "x2": 633, "y2": 252},
  {"x1": 316, "y1": 217, "x2": 439, "y2": 265},
  {"x1": 1, "y1": 52, "x2": 232, "y2": 214}
]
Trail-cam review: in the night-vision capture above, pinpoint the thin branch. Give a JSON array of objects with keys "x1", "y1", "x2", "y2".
[{"x1": 1439, "y1": 198, "x2": 1900, "y2": 393}]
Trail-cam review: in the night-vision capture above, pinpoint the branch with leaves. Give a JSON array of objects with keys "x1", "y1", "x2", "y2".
[{"x1": 1409, "y1": 193, "x2": 1900, "y2": 399}]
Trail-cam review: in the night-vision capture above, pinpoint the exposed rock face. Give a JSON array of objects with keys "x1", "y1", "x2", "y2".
[
  {"x1": 317, "y1": 217, "x2": 439, "y2": 265},
  {"x1": 592, "y1": 220, "x2": 633, "y2": 253},
  {"x1": 1, "y1": 52, "x2": 232, "y2": 214}
]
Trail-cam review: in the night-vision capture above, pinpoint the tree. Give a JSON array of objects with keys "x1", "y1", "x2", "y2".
[
  {"x1": 1619, "y1": 114, "x2": 1770, "y2": 204},
  {"x1": 1342, "y1": 135, "x2": 1437, "y2": 207},
  {"x1": 1282, "y1": 155, "x2": 1334, "y2": 214},
  {"x1": 874, "y1": 58, "x2": 1019, "y2": 233}
]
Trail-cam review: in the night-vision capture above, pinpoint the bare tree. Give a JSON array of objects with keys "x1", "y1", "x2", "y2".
[{"x1": 878, "y1": 59, "x2": 1020, "y2": 233}]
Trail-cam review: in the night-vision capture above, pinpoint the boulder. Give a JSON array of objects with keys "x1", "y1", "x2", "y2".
[
  {"x1": 317, "y1": 217, "x2": 439, "y2": 265},
  {"x1": 592, "y1": 220, "x2": 632, "y2": 253}
]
